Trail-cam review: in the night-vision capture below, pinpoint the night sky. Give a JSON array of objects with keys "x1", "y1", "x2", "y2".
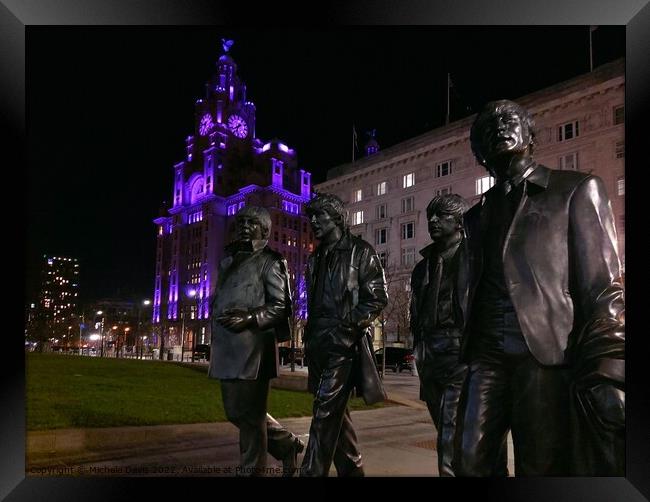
[{"x1": 26, "y1": 26, "x2": 624, "y2": 305}]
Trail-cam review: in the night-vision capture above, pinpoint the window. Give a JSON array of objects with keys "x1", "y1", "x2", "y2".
[
  {"x1": 352, "y1": 210, "x2": 364, "y2": 226},
  {"x1": 559, "y1": 152, "x2": 579, "y2": 170},
  {"x1": 476, "y1": 175, "x2": 495, "y2": 195},
  {"x1": 616, "y1": 141, "x2": 625, "y2": 159},
  {"x1": 375, "y1": 228, "x2": 388, "y2": 245},
  {"x1": 377, "y1": 181, "x2": 387, "y2": 196},
  {"x1": 352, "y1": 189, "x2": 363, "y2": 203},
  {"x1": 378, "y1": 252, "x2": 387, "y2": 268},
  {"x1": 401, "y1": 247, "x2": 416, "y2": 266},
  {"x1": 617, "y1": 176, "x2": 625, "y2": 196},
  {"x1": 401, "y1": 222, "x2": 415, "y2": 240},
  {"x1": 558, "y1": 120, "x2": 579, "y2": 141},
  {"x1": 436, "y1": 186, "x2": 451, "y2": 196},
  {"x1": 376, "y1": 204, "x2": 387, "y2": 220},
  {"x1": 436, "y1": 160, "x2": 453, "y2": 178},
  {"x1": 403, "y1": 172, "x2": 415, "y2": 188},
  {"x1": 401, "y1": 196, "x2": 414, "y2": 213},
  {"x1": 614, "y1": 105, "x2": 624, "y2": 125}
]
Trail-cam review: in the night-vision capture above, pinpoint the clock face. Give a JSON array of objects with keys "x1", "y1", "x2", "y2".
[
  {"x1": 227, "y1": 114, "x2": 249, "y2": 138},
  {"x1": 199, "y1": 113, "x2": 213, "y2": 136}
]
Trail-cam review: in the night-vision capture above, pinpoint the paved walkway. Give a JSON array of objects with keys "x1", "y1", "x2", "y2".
[{"x1": 27, "y1": 367, "x2": 515, "y2": 477}]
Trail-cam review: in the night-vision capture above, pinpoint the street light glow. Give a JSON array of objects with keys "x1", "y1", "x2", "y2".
[
  {"x1": 96, "y1": 310, "x2": 103, "y2": 315},
  {"x1": 89, "y1": 334, "x2": 101, "y2": 341},
  {"x1": 143, "y1": 300, "x2": 151, "y2": 306}
]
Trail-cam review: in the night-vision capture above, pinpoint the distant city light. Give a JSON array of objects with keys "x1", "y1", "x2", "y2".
[{"x1": 89, "y1": 334, "x2": 101, "y2": 341}]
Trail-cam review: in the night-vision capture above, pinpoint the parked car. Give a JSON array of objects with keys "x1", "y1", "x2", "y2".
[
  {"x1": 193, "y1": 344, "x2": 211, "y2": 362},
  {"x1": 374, "y1": 347, "x2": 414, "y2": 373}
]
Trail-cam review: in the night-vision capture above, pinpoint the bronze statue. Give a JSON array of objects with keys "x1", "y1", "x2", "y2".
[
  {"x1": 410, "y1": 193, "x2": 507, "y2": 476},
  {"x1": 208, "y1": 206, "x2": 304, "y2": 477},
  {"x1": 453, "y1": 100, "x2": 625, "y2": 476},
  {"x1": 300, "y1": 193, "x2": 388, "y2": 477}
]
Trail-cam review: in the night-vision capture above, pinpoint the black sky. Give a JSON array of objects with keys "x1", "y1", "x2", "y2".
[{"x1": 26, "y1": 26, "x2": 624, "y2": 305}]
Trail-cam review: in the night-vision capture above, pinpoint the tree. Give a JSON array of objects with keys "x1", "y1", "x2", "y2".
[
  {"x1": 288, "y1": 273, "x2": 308, "y2": 372},
  {"x1": 378, "y1": 262, "x2": 413, "y2": 376}
]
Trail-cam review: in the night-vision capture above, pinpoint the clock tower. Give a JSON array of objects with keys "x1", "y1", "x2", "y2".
[{"x1": 152, "y1": 40, "x2": 314, "y2": 362}]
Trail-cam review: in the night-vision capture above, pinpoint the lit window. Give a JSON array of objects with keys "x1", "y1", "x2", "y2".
[
  {"x1": 558, "y1": 120, "x2": 579, "y2": 141},
  {"x1": 352, "y1": 211, "x2": 364, "y2": 226},
  {"x1": 559, "y1": 152, "x2": 579, "y2": 170},
  {"x1": 353, "y1": 189, "x2": 363, "y2": 203},
  {"x1": 436, "y1": 161, "x2": 452, "y2": 177},
  {"x1": 401, "y1": 247, "x2": 416, "y2": 266},
  {"x1": 617, "y1": 176, "x2": 625, "y2": 196},
  {"x1": 403, "y1": 172, "x2": 415, "y2": 188},
  {"x1": 614, "y1": 105, "x2": 624, "y2": 125},
  {"x1": 376, "y1": 204, "x2": 387, "y2": 220},
  {"x1": 375, "y1": 228, "x2": 388, "y2": 245},
  {"x1": 401, "y1": 196, "x2": 414, "y2": 213},
  {"x1": 475, "y1": 175, "x2": 495, "y2": 195},
  {"x1": 377, "y1": 181, "x2": 387, "y2": 196}
]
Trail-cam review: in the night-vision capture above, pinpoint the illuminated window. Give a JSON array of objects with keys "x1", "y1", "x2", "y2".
[
  {"x1": 401, "y1": 222, "x2": 415, "y2": 240},
  {"x1": 436, "y1": 161, "x2": 452, "y2": 177},
  {"x1": 402, "y1": 172, "x2": 415, "y2": 188},
  {"x1": 559, "y1": 152, "x2": 578, "y2": 170},
  {"x1": 352, "y1": 211, "x2": 364, "y2": 226},
  {"x1": 377, "y1": 181, "x2": 387, "y2": 195},
  {"x1": 353, "y1": 189, "x2": 363, "y2": 203},
  {"x1": 617, "y1": 176, "x2": 625, "y2": 196},
  {"x1": 558, "y1": 120, "x2": 579, "y2": 141},
  {"x1": 475, "y1": 175, "x2": 495, "y2": 195}
]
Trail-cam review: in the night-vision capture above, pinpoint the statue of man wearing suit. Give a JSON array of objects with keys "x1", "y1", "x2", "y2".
[
  {"x1": 300, "y1": 193, "x2": 388, "y2": 477},
  {"x1": 209, "y1": 206, "x2": 304, "y2": 477},
  {"x1": 453, "y1": 100, "x2": 625, "y2": 476}
]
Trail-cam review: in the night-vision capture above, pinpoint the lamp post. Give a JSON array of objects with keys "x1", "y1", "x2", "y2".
[
  {"x1": 180, "y1": 289, "x2": 197, "y2": 363},
  {"x1": 97, "y1": 311, "x2": 105, "y2": 357},
  {"x1": 138, "y1": 299, "x2": 151, "y2": 361},
  {"x1": 78, "y1": 313, "x2": 85, "y2": 356}
]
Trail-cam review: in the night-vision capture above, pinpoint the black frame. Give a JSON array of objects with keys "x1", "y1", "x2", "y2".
[{"x1": 6, "y1": 0, "x2": 648, "y2": 499}]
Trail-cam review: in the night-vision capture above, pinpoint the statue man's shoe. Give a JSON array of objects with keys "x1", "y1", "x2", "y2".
[{"x1": 282, "y1": 437, "x2": 305, "y2": 477}]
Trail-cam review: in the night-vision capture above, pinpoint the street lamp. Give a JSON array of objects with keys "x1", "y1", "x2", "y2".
[
  {"x1": 137, "y1": 299, "x2": 151, "y2": 360},
  {"x1": 96, "y1": 311, "x2": 105, "y2": 357},
  {"x1": 181, "y1": 289, "x2": 197, "y2": 363}
]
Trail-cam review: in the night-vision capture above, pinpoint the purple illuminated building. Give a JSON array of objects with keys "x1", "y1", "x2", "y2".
[{"x1": 153, "y1": 44, "x2": 314, "y2": 360}]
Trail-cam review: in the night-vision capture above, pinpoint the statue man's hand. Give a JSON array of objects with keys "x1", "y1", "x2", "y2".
[{"x1": 217, "y1": 308, "x2": 255, "y2": 332}]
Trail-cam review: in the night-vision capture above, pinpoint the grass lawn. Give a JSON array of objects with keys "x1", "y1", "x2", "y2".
[{"x1": 26, "y1": 353, "x2": 382, "y2": 430}]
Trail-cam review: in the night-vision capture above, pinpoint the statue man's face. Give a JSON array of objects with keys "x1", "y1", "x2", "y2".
[
  {"x1": 477, "y1": 106, "x2": 533, "y2": 169},
  {"x1": 428, "y1": 209, "x2": 460, "y2": 242},
  {"x1": 236, "y1": 214, "x2": 264, "y2": 242},
  {"x1": 308, "y1": 208, "x2": 338, "y2": 241}
]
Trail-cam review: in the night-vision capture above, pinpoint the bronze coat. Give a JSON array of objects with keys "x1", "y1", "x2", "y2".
[
  {"x1": 208, "y1": 240, "x2": 291, "y2": 380},
  {"x1": 461, "y1": 164, "x2": 624, "y2": 371},
  {"x1": 461, "y1": 164, "x2": 625, "y2": 474},
  {"x1": 305, "y1": 231, "x2": 388, "y2": 404}
]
